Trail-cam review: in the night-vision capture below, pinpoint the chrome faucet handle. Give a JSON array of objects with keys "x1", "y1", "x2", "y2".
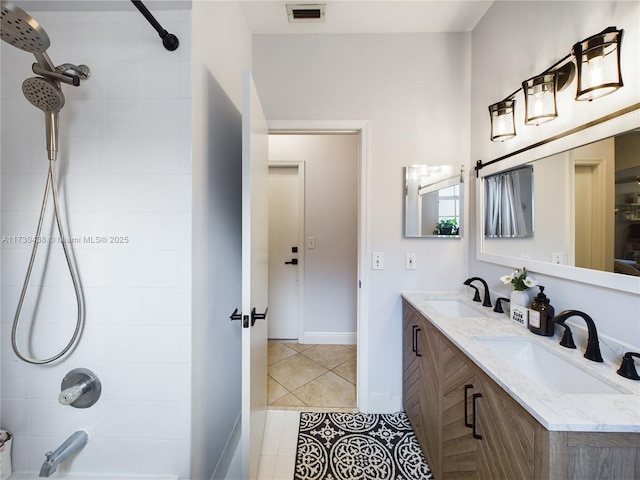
[{"x1": 617, "y1": 352, "x2": 640, "y2": 380}]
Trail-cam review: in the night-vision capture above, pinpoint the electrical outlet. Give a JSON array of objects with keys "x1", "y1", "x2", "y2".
[
  {"x1": 406, "y1": 253, "x2": 416, "y2": 270},
  {"x1": 551, "y1": 252, "x2": 564, "y2": 264},
  {"x1": 372, "y1": 251, "x2": 384, "y2": 270}
]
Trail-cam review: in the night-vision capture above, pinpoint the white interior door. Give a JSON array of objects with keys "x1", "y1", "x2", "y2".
[
  {"x1": 241, "y1": 71, "x2": 269, "y2": 480},
  {"x1": 268, "y1": 165, "x2": 301, "y2": 340}
]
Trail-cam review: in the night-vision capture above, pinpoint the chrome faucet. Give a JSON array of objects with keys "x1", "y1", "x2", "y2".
[
  {"x1": 463, "y1": 277, "x2": 492, "y2": 307},
  {"x1": 39, "y1": 430, "x2": 88, "y2": 477},
  {"x1": 552, "y1": 310, "x2": 603, "y2": 362}
]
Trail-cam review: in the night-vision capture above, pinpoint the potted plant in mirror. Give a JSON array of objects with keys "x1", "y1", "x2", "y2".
[{"x1": 435, "y1": 218, "x2": 458, "y2": 235}]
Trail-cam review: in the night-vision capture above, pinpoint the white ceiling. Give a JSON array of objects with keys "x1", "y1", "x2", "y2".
[
  {"x1": 12, "y1": 0, "x2": 493, "y2": 33},
  {"x1": 240, "y1": 1, "x2": 494, "y2": 34}
]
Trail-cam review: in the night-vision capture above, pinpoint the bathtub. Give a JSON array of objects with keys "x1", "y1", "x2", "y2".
[{"x1": 9, "y1": 475, "x2": 178, "y2": 479}]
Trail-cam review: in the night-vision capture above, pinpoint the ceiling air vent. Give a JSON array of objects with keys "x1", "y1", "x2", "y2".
[{"x1": 286, "y1": 4, "x2": 326, "y2": 23}]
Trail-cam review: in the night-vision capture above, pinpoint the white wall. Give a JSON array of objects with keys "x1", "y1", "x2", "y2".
[
  {"x1": 269, "y1": 134, "x2": 358, "y2": 343},
  {"x1": 1, "y1": 7, "x2": 192, "y2": 476},
  {"x1": 191, "y1": 2, "x2": 252, "y2": 478},
  {"x1": 469, "y1": 2, "x2": 640, "y2": 348},
  {"x1": 253, "y1": 33, "x2": 471, "y2": 411}
]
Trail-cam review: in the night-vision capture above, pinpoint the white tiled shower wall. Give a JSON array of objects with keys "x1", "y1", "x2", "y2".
[{"x1": 1, "y1": 8, "x2": 192, "y2": 477}]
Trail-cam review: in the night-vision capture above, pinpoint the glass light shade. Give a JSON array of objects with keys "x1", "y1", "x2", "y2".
[
  {"x1": 523, "y1": 73, "x2": 558, "y2": 125},
  {"x1": 573, "y1": 27, "x2": 623, "y2": 101},
  {"x1": 489, "y1": 100, "x2": 516, "y2": 142}
]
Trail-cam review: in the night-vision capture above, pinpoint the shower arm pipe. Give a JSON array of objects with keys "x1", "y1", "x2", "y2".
[
  {"x1": 32, "y1": 63, "x2": 80, "y2": 87},
  {"x1": 130, "y1": 0, "x2": 179, "y2": 51}
]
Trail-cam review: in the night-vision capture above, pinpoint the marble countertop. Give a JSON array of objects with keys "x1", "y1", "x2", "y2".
[{"x1": 402, "y1": 291, "x2": 640, "y2": 433}]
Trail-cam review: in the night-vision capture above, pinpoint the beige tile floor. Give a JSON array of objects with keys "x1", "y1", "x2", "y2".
[{"x1": 267, "y1": 341, "x2": 357, "y2": 410}]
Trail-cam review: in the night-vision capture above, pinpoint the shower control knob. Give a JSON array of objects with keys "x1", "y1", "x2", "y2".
[{"x1": 59, "y1": 368, "x2": 101, "y2": 408}]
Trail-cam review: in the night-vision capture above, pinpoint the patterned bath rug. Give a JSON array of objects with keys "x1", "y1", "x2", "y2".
[{"x1": 294, "y1": 411, "x2": 434, "y2": 480}]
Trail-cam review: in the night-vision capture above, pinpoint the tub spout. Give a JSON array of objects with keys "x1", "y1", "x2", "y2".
[{"x1": 39, "y1": 430, "x2": 88, "y2": 477}]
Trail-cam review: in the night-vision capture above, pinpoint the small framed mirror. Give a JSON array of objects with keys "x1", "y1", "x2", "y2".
[{"x1": 404, "y1": 165, "x2": 464, "y2": 238}]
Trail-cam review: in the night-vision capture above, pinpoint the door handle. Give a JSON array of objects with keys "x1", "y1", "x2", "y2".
[
  {"x1": 230, "y1": 308, "x2": 249, "y2": 328},
  {"x1": 285, "y1": 259, "x2": 298, "y2": 265},
  {"x1": 251, "y1": 307, "x2": 268, "y2": 327}
]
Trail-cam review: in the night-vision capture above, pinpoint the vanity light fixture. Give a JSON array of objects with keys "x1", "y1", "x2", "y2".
[
  {"x1": 488, "y1": 26, "x2": 623, "y2": 141},
  {"x1": 489, "y1": 99, "x2": 516, "y2": 142},
  {"x1": 522, "y1": 60, "x2": 575, "y2": 126},
  {"x1": 573, "y1": 27, "x2": 623, "y2": 101},
  {"x1": 523, "y1": 73, "x2": 558, "y2": 126}
]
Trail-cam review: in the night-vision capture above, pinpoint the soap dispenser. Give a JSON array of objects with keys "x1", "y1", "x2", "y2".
[{"x1": 528, "y1": 286, "x2": 555, "y2": 336}]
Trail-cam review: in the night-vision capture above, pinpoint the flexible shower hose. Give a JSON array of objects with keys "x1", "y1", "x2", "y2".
[{"x1": 12, "y1": 159, "x2": 85, "y2": 364}]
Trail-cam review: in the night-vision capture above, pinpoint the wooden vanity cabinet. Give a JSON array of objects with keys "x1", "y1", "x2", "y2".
[
  {"x1": 402, "y1": 299, "x2": 640, "y2": 480},
  {"x1": 403, "y1": 301, "x2": 442, "y2": 476}
]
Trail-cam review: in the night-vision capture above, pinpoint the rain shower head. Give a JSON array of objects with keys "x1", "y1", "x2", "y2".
[
  {"x1": 23, "y1": 77, "x2": 64, "y2": 162},
  {"x1": 0, "y1": 0, "x2": 50, "y2": 53}
]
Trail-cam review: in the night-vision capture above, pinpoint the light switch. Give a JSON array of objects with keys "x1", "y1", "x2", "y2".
[
  {"x1": 307, "y1": 236, "x2": 316, "y2": 249},
  {"x1": 406, "y1": 253, "x2": 416, "y2": 270}
]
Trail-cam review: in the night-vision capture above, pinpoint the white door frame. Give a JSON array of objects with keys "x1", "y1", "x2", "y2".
[
  {"x1": 269, "y1": 120, "x2": 371, "y2": 413},
  {"x1": 269, "y1": 160, "x2": 306, "y2": 342}
]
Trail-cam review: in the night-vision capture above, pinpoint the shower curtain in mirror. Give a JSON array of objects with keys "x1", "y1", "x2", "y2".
[{"x1": 485, "y1": 168, "x2": 529, "y2": 237}]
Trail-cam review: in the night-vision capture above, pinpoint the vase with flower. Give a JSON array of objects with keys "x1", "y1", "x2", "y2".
[{"x1": 500, "y1": 268, "x2": 538, "y2": 307}]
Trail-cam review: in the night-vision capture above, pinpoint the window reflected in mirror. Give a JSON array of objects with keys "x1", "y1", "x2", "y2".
[{"x1": 404, "y1": 165, "x2": 463, "y2": 238}]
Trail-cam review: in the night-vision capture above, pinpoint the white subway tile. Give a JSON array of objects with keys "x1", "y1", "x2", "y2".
[
  {"x1": 100, "y1": 364, "x2": 143, "y2": 401},
  {"x1": 140, "y1": 439, "x2": 179, "y2": 474},
  {"x1": 104, "y1": 325, "x2": 143, "y2": 363},
  {"x1": 142, "y1": 325, "x2": 190, "y2": 364},
  {"x1": 102, "y1": 400, "x2": 143, "y2": 438},
  {"x1": 142, "y1": 364, "x2": 190, "y2": 402}
]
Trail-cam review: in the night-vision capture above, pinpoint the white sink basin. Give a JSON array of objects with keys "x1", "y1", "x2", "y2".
[
  {"x1": 425, "y1": 299, "x2": 490, "y2": 318},
  {"x1": 477, "y1": 337, "x2": 626, "y2": 395}
]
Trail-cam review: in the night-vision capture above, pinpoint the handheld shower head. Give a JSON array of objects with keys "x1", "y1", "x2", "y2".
[
  {"x1": 0, "y1": 1, "x2": 50, "y2": 53},
  {"x1": 22, "y1": 76, "x2": 65, "y2": 111},
  {"x1": 22, "y1": 77, "x2": 65, "y2": 162}
]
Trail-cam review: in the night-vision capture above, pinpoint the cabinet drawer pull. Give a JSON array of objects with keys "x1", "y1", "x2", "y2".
[
  {"x1": 413, "y1": 326, "x2": 422, "y2": 356},
  {"x1": 464, "y1": 384, "x2": 473, "y2": 428},
  {"x1": 472, "y1": 392, "x2": 483, "y2": 440}
]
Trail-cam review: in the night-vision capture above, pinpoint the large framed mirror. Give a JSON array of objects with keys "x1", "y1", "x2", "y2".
[
  {"x1": 405, "y1": 165, "x2": 464, "y2": 238},
  {"x1": 477, "y1": 106, "x2": 640, "y2": 293}
]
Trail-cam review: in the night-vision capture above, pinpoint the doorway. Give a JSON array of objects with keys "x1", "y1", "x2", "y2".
[
  {"x1": 268, "y1": 163, "x2": 304, "y2": 340},
  {"x1": 266, "y1": 131, "x2": 361, "y2": 410}
]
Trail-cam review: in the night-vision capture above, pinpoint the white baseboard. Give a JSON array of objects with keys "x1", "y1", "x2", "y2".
[
  {"x1": 302, "y1": 331, "x2": 357, "y2": 345},
  {"x1": 212, "y1": 413, "x2": 241, "y2": 480}
]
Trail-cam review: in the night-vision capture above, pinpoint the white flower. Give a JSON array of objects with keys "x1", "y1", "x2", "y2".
[
  {"x1": 523, "y1": 277, "x2": 538, "y2": 288},
  {"x1": 500, "y1": 274, "x2": 513, "y2": 284}
]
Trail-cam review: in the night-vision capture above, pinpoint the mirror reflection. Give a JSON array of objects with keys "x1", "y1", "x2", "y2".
[
  {"x1": 482, "y1": 129, "x2": 640, "y2": 277},
  {"x1": 485, "y1": 166, "x2": 534, "y2": 238},
  {"x1": 405, "y1": 165, "x2": 463, "y2": 238}
]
